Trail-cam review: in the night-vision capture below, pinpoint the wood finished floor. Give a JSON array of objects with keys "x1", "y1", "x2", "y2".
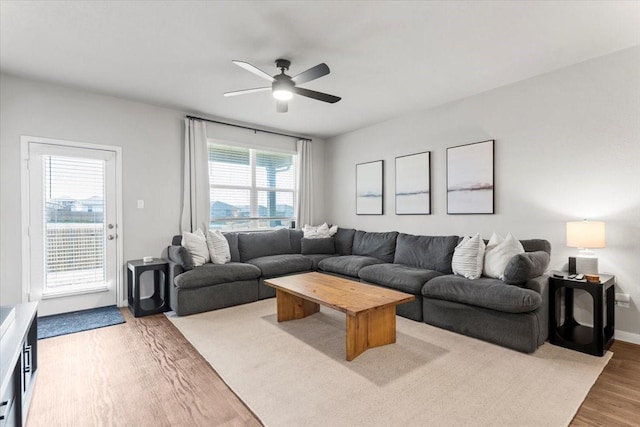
[{"x1": 27, "y1": 308, "x2": 640, "y2": 427}]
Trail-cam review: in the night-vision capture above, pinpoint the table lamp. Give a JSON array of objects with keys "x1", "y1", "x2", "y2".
[{"x1": 566, "y1": 220, "x2": 605, "y2": 274}]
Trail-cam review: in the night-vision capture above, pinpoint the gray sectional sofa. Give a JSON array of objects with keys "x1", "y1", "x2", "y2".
[{"x1": 167, "y1": 227, "x2": 551, "y2": 353}]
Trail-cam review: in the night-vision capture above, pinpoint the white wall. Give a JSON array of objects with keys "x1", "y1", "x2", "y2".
[
  {"x1": 0, "y1": 74, "x2": 325, "y2": 306},
  {"x1": 323, "y1": 47, "x2": 640, "y2": 341}
]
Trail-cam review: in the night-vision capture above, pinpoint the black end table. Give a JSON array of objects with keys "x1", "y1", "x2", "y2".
[
  {"x1": 549, "y1": 273, "x2": 615, "y2": 356},
  {"x1": 127, "y1": 259, "x2": 170, "y2": 317}
]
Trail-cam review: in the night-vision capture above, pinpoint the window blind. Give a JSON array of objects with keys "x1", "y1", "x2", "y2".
[{"x1": 43, "y1": 155, "x2": 106, "y2": 291}]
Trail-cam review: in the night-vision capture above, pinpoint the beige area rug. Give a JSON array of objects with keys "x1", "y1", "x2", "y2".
[{"x1": 167, "y1": 300, "x2": 611, "y2": 427}]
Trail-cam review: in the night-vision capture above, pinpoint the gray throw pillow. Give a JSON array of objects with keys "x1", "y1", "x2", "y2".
[
  {"x1": 503, "y1": 251, "x2": 550, "y2": 285},
  {"x1": 301, "y1": 238, "x2": 335, "y2": 255},
  {"x1": 168, "y1": 246, "x2": 195, "y2": 271}
]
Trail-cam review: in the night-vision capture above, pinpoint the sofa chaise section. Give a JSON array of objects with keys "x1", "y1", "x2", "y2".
[
  {"x1": 171, "y1": 262, "x2": 261, "y2": 316},
  {"x1": 421, "y1": 239, "x2": 551, "y2": 353},
  {"x1": 169, "y1": 229, "x2": 314, "y2": 314},
  {"x1": 421, "y1": 276, "x2": 549, "y2": 353}
]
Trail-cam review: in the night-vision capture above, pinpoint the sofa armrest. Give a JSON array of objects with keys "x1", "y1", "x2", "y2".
[
  {"x1": 168, "y1": 260, "x2": 184, "y2": 288},
  {"x1": 523, "y1": 273, "x2": 550, "y2": 345},
  {"x1": 168, "y1": 260, "x2": 184, "y2": 313},
  {"x1": 521, "y1": 273, "x2": 548, "y2": 294}
]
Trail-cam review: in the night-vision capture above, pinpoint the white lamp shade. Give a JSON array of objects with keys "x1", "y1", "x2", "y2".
[{"x1": 566, "y1": 221, "x2": 606, "y2": 248}]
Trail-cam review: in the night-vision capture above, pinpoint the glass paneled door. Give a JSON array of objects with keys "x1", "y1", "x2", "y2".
[{"x1": 27, "y1": 142, "x2": 118, "y2": 316}]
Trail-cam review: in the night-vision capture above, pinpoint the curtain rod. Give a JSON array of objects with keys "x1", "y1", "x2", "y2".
[{"x1": 186, "y1": 115, "x2": 311, "y2": 141}]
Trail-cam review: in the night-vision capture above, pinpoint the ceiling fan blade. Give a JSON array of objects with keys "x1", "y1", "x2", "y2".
[
  {"x1": 232, "y1": 60, "x2": 275, "y2": 82},
  {"x1": 224, "y1": 87, "x2": 271, "y2": 97},
  {"x1": 293, "y1": 87, "x2": 341, "y2": 103},
  {"x1": 276, "y1": 100, "x2": 288, "y2": 113},
  {"x1": 291, "y1": 63, "x2": 330, "y2": 85}
]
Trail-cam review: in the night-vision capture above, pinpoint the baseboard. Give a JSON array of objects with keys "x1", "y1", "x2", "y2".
[{"x1": 614, "y1": 330, "x2": 640, "y2": 345}]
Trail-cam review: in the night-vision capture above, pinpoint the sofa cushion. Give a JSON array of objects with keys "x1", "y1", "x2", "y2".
[
  {"x1": 503, "y1": 251, "x2": 550, "y2": 285},
  {"x1": 359, "y1": 264, "x2": 443, "y2": 294},
  {"x1": 168, "y1": 245, "x2": 194, "y2": 271},
  {"x1": 174, "y1": 262, "x2": 261, "y2": 289},
  {"x1": 238, "y1": 229, "x2": 293, "y2": 262},
  {"x1": 289, "y1": 229, "x2": 303, "y2": 254},
  {"x1": 301, "y1": 238, "x2": 335, "y2": 255},
  {"x1": 247, "y1": 254, "x2": 313, "y2": 278},
  {"x1": 334, "y1": 228, "x2": 356, "y2": 255},
  {"x1": 422, "y1": 275, "x2": 542, "y2": 313},
  {"x1": 223, "y1": 232, "x2": 241, "y2": 262},
  {"x1": 318, "y1": 255, "x2": 385, "y2": 278},
  {"x1": 304, "y1": 254, "x2": 338, "y2": 270},
  {"x1": 352, "y1": 230, "x2": 398, "y2": 262},
  {"x1": 393, "y1": 233, "x2": 459, "y2": 274}
]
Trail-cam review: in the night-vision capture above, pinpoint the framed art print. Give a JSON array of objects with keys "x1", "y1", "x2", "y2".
[
  {"x1": 356, "y1": 160, "x2": 383, "y2": 215},
  {"x1": 447, "y1": 140, "x2": 494, "y2": 214},
  {"x1": 395, "y1": 151, "x2": 430, "y2": 215}
]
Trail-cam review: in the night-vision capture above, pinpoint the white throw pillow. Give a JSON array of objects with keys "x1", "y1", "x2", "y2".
[
  {"x1": 181, "y1": 229, "x2": 210, "y2": 267},
  {"x1": 206, "y1": 229, "x2": 231, "y2": 264},
  {"x1": 483, "y1": 232, "x2": 525, "y2": 280},
  {"x1": 303, "y1": 223, "x2": 338, "y2": 239},
  {"x1": 452, "y1": 234, "x2": 486, "y2": 280}
]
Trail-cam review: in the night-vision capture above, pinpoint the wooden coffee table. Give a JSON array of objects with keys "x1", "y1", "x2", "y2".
[{"x1": 264, "y1": 272, "x2": 414, "y2": 361}]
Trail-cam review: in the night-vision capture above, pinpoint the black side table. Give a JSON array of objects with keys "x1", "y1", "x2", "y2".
[
  {"x1": 127, "y1": 259, "x2": 170, "y2": 317},
  {"x1": 549, "y1": 273, "x2": 615, "y2": 356}
]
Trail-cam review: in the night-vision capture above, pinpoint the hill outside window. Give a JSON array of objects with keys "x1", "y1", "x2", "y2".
[{"x1": 209, "y1": 142, "x2": 296, "y2": 230}]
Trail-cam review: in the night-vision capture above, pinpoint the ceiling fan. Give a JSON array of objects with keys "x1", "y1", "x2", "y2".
[{"x1": 224, "y1": 59, "x2": 341, "y2": 113}]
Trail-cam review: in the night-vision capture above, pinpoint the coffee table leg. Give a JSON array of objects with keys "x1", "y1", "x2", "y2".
[
  {"x1": 276, "y1": 289, "x2": 320, "y2": 322},
  {"x1": 346, "y1": 306, "x2": 396, "y2": 361}
]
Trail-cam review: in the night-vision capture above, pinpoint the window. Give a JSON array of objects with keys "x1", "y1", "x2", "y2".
[{"x1": 208, "y1": 142, "x2": 296, "y2": 230}]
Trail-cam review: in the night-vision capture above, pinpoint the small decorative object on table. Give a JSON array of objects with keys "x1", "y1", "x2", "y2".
[
  {"x1": 584, "y1": 274, "x2": 600, "y2": 283},
  {"x1": 549, "y1": 273, "x2": 615, "y2": 356}
]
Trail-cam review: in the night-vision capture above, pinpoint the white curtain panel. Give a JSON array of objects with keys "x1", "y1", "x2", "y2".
[
  {"x1": 296, "y1": 139, "x2": 314, "y2": 228},
  {"x1": 180, "y1": 118, "x2": 210, "y2": 233}
]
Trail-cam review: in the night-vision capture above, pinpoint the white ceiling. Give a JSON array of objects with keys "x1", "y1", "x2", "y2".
[{"x1": 1, "y1": 1, "x2": 639, "y2": 139}]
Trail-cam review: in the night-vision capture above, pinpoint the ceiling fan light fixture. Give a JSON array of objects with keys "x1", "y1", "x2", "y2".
[
  {"x1": 227, "y1": 59, "x2": 340, "y2": 111},
  {"x1": 273, "y1": 89, "x2": 293, "y2": 101},
  {"x1": 272, "y1": 77, "x2": 294, "y2": 101}
]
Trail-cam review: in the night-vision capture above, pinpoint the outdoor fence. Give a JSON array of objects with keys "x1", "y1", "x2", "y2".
[{"x1": 46, "y1": 223, "x2": 104, "y2": 273}]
